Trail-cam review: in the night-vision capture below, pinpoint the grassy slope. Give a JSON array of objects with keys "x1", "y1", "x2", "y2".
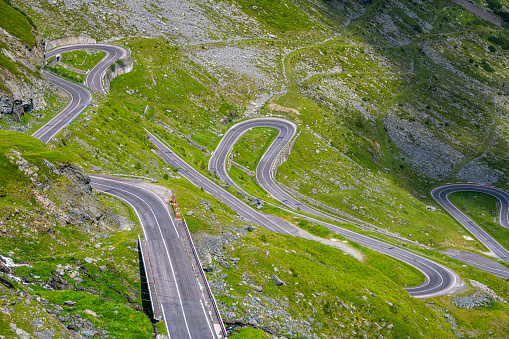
[
  {"x1": 252, "y1": 0, "x2": 509, "y2": 255},
  {"x1": 0, "y1": 1, "x2": 38, "y2": 92},
  {"x1": 231, "y1": 127, "x2": 278, "y2": 171},
  {"x1": 47, "y1": 57, "x2": 466, "y2": 337},
  {"x1": 46, "y1": 64, "x2": 85, "y2": 83},
  {"x1": 60, "y1": 49, "x2": 106, "y2": 71},
  {"x1": 5, "y1": 0, "x2": 509, "y2": 336},
  {"x1": 0, "y1": 0, "x2": 35, "y2": 46},
  {"x1": 0, "y1": 130, "x2": 155, "y2": 338}
]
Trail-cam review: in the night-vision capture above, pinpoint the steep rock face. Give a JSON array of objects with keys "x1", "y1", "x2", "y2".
[
  {"x1": 6, "y1": 150, "x2": 133, "y2": 231},
  {"x1": 0, "y1": 27, "x2": 49, "y2": 121}
]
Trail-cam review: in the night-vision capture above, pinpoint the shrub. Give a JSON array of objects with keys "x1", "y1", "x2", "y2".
[
  {"x1": 488, "y1": 36, "x2": 509, "y2": 50},
  {"x1": 411, "y1": 24, "x2": 422, "y2": 33},
  {"x1": 487, "y1": 0, "x2": 502, "y2": 11},
  {"x1": 481, "y1": 62, "x2": 495, "y2": 72}
]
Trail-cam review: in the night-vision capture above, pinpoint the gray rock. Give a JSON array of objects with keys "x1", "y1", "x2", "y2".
[
  {"x1": 59, "y1": 164, "x2": 92, "y2": 193},
  {"x1": 185, "y1": 210, "x2": 193, "y2": 216},
  {"x1": 453, "y1": 294, "x2": 492, "y2": 309},
  {"x1": 31, "y1": 318, "x2": 43, "y2": 327},
  {"x1": 245, "y1": 225, "x2": 257, "y2": 232},
  {"x1": 80, "y1": 329, "x2": 97, "y2": 338},
  {"x1": 250, "y1": 284, "x2": 263, "y2": 292},
  {"x1": 43, "y1": 160, "x2": 60, "y2": 176},
  {"x1": 247, "y1": 317, "x2": 258, "y2": 326},
  {"x1": 90, "y1": 166, "x2": 102, "y2": 173},
  {"x1": 34, "y1": 330, "x2": 54, "y2": 339},
  {"x1": 55, "y1": 269, "x2": 64, "y2": 276},
  {"x1": 203, "y1": 264, "x2": 214, "y2": 273},
  {"x1": 271, "y1": 275, "x2": 284, "y2": 286},
  {"x1": 202, "y1": 253, "x2": 212, "y2": 266}
]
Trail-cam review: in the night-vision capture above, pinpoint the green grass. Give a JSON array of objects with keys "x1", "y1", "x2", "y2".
[
  {"x1": 432, "y1": 294, "x2": 509, "y2": 337},
  {"x1": 0, "y1": 0, "x2": 35, "y2": 45},
  {"x1": 231, "y1": 127, "x2": 277, "y2": 171},
  {"x1": 7, "y1": 0, "x2": 509, "y2": 336},
  {"x1": 60, "y1": 49, "x2": 107, "y2": 71},
  {"x1": 0, "y1": 130, "x2": 73, "y2": 191},
  {"x1": 46, "y1": 64, "x2": 85, "y2": 83},
  {"x1": 227, "y1": 0, "x2": 316, "y2": 33},
  {"x1": 229, "y1": 327, "x2": 271, "y2": 338},
  {"x1": 35, "y1": 290, "x2": 153, "y2": 338},
  {"x1": 212, "y1": 227, "x2": 451, "y2": 337},
  {"x1": 0, "y1": 129, "x2": 156, "y2": 337},
  {"x1": 294, "y1": 217, "x2": 335, "y2": 238},
  {"x1": 448, "y1": 191, "x2": 509, "y2": 251}
]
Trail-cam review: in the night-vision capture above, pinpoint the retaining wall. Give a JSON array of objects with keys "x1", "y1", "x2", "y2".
[
  {"x1": 44, "y1": 36, "x2": 97, "y2": 51},
  {"x1": 103, "y1": 52, "x2": 134, "y2": 92},
  {"x1": 269, "y1": 129, "x2": 301, "y2": 179}
]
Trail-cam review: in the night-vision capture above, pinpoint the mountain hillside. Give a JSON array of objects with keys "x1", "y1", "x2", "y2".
[
  {"x1": 0, "y1": 0, "x2": 65, "y2": 133},
  {"x1": 2, "y1": 0, "x2": 509, "y2": 337}
]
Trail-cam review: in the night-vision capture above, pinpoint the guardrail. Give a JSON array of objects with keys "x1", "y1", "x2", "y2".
[
  {"x1": 110, "y1": 173, "x2": 157, "y2": 182},
  {"x1": 171, "y1": 192, "x2": 228, "y2": 338},
  {"x1": 369, "y1": 235, "x2": 430, "y2": 258},
  {"x1": 182, "y1": 217, "x2": 227, "y2": 337}
]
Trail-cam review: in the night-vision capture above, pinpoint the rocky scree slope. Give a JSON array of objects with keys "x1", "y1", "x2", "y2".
[
  {"x1": 0, "y1": 0, "x2": 58, "y2": 129},
  {"x1": 0, "y1": 131, "x2": 161, "y2": 338}
]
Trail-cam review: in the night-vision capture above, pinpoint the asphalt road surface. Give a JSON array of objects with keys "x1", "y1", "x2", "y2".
[
  {"x1": 149, "y1": 132, "x2": 300, "y2": 237},
  {"x1": 90, "y1": 176, "x2": 223, "y2": 338},
  {"x1": 151, "y1": 130, "x2": 462, "y2": 298},
  {"x1": 432, "y1": 184, "x2": 509, "y2": 273},
  {"x1": 33, "y1": 44, "x2": 127, "y2": 143},
  {"x1": 31, "y1": 72, "x2": 92, "y2": 143}
]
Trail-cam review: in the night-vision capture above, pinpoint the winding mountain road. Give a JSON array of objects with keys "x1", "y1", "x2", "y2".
[
  {"x1": 33, "y1": 44, "x2": 225, "y2": 338},
  {"x1": 432, "y1": 184, "x2": 509, "y2": 276},
  {"x1": 45, "y1": 44, "x2": 127, "y2": 93},
  {"x1": 34, "y1": 40, "x2": 502, "y2": 328},
  {"x1": 33, "y1": 44, "x2": 126, "y2": 143},
  {"x1": 151, "y1": 127, "x2": 462, "y2": 298}
]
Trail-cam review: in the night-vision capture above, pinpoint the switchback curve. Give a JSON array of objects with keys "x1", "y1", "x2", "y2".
[
  {"x1": 208, "y1": 117, "x2": 463, "y2": 298},
  {"x1": 432, "y1": 184, "x2": 509, "y2": 277}
]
